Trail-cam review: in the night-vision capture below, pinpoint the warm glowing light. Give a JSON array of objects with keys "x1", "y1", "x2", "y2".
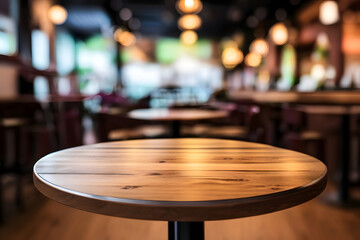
[
  {"x1": 178, "y1": 14, "x2": 202, "y2": 30},
  {"x1": 223, "y1": 40, "x2": 238, "y2": 49},
  {"x1": 258, "y1": 68, "x2": 270, "y2": 83},
  {"x1": 48, "y1": 5, "x2": 68, "y2": 25},
  {"x1": 319, "y1": 1, "x2": 339, "y2": 25},
  {"x1": 114, "y1": 28, "x2": 123, "y2": 41},
  {"x1": 186, "y1": 0, "x2": 194, "y2": 7},
  {"x1": 177, "y1": 0, "x2": 203, "y2": 14},
  {"x1": 311, "y1": 64, "x2": 326, "y2": 80},
  {"x1": 114, "y1": 29, "x2": 136, "y2": 47},
  {"x1": 222, "y1": 47, "x2": 243, "y2": 69},
  {"x1": 256, "y1": 68, "x2": 271, "y2": 91},
  {"x1": 249, "y1": 38, "x2": 269, "y2": 56},
  {"x1": 316, "y1": 32, "x2": 330, "y2": 49},
  {"x1": 269, "y1": 23, "x2": 288, "y2": 45},
  {"x1": 245, "y1": 52, "x2": 262, "y2": 67},
  {"x1": 180, "y1": 30, "x2": 198, "y2": 45}
]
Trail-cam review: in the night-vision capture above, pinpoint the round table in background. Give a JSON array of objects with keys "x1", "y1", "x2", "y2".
[
  {"x1": 33, "y1": 138, "x2": 327, "y2": 240},
  {"x1": 128, "y1": 108, "x2": 228, "y2": 137},
  {"x1": 230, "y1": 90, "x2": 360, "y2": 205}
]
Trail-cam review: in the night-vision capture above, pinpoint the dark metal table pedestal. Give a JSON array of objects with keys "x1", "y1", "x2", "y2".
[
  {"x1": 171, "y1": 120, "x2": 181, "y2": 138},
  {"x1": 323, "y1": 112, "x2": 360, "y2": 207},
  {"x1": 168, "y1": 222, "x2": 204, "y2": 240},
  {"x1": 340, "y1": 114, "x2": 350, "y2": 202}
]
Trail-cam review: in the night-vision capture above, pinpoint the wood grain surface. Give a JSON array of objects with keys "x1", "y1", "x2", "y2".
[
  {"x1": 3, "y1": 188, "x2": 360, "y2": 240},
  {"x1": 229, "y1": 90, "x2": 360, "y2": 105},
  {"x1": 293, "y1": 105, "x2": 360, "y2": 115},
  {"x1": 128, "y1": 108, "x2": 228, "y2": 121},
  {"x1": 33, "y1": 138, "x2": 327, "y2": 221}
]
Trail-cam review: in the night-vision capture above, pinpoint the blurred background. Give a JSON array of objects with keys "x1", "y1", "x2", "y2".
[{"x1": 1, "y1": 0, "x2": 360, "y2": 239}]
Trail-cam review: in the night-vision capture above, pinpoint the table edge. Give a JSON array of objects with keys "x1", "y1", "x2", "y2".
[
  {"x1": 127, "y1": 109, "x2": 228, "y2": 121},
  {"x1": 33, "y1": 166, "x2": 327, "y2": 221}
]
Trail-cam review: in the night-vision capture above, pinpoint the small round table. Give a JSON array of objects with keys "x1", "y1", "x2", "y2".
[
  {"x1": 128, "y1": 108, "x2": 228, "y2": 137},
  {"x1": 33, "y1": 138, "x2": 327, "y2": 240}
]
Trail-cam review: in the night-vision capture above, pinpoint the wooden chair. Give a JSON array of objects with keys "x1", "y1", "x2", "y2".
[
  {"x1": 280, "y1": 105, "x2": 325, "y2": 161},
  {"x1": 181, "y1": 104, "x2": 264, "y2": 141},
  {"x1": 0, "y1": 100, "x2": 55, "y2": 222},
  {"x1": 0, "y1": 118, "x2": 27, "y2": 223},
  {"x1": 94, "y1": 111, "x2": 162, "y2": 142}
]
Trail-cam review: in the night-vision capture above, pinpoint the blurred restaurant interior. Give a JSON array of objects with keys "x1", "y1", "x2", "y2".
[{"x1": 1, "y1": 0, "x2": 360, "y2": 239}]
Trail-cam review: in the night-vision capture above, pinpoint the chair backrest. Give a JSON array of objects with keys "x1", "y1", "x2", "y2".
[{"x1": 281, "y1": 104, "x2": 306, "y2": 132}]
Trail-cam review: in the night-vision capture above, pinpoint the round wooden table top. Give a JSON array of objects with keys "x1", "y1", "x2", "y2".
[
  {"x1": 33, "y1": 138, "x2": 327, "y2": 221},
  {"x1": 128, "y1": 108, "x2": 228, "y2": 121}
]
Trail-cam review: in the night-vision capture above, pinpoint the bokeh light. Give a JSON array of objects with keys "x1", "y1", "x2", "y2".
[
  {"x1": 222, "y1": 46, "x2": 243, "y2": 69},
  {"x1": 311, "y1": 64, "x2": 326, "y2": 80},
  {"x1": 48, "y1": 5, "x2": 68, "y2": 25},
  {"x1": 120, "y1": 8, "x2": 133, "y2": 21},
  {"x1": 316, "y1": 32, "x2": 330, "y2": 49},
  {"x1": 180, "y1": 30, "x2": 198, "y2": 45},
  {"x1": 114, "y1": 29, "x2": 136, "y2": 47},
  {"x1": 269, "y1": 22, "x2": 288, "y2": 45},
  {"x1": 245, "y1": 52, "x2": 262, "y2": 67},
  {"x1": 249, "y1": 38, "x2": 269, "y2": 56},
  {"x1": 177, "y1": 0, "x2": 203, "y2": 14},
  {"x1": 178, "y1": 14, "x2": 202, "y2": 30},
  {"x1": 319, "y1": 1, "x2": 339, "y2": 25}
]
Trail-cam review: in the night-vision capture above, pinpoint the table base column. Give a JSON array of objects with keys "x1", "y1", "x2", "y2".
[
  {"x1": 168, "y1": 221, "x2": 204, "y2": 240},
  {"x1": 170, "y1": 120, "x2": 180, "y2": 138},
  {"x1": 321, "y1": 113, "x2": 360, "y2": 207}
]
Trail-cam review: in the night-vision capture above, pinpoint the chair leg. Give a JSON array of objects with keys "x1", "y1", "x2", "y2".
[
  {"x1": 0, "y1": 129, "x2": 5, "y2": 223},
  {"x1": 0, "y1": 175, "x2": 3, "y2": 224},
  {"x1": 13, "y1": 127, "x2": 24, "y2": 210},
  {"x1": 318, "y1": 139, "x2": 325, "y2": 163},
  {"x1": 15, "y1": 175, "x2": 23, "y2": 209}
]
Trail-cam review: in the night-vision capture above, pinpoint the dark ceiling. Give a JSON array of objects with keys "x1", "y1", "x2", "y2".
[{"x1": 58, "y1": 0, "x2": 311, "y2": 39}]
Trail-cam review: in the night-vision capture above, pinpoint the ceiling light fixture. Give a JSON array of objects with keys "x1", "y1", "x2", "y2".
[
  {"x1": 319, "y1": 1, "x2": 339, "y2": 25},
  {"x1": 249, "y1": 38, "x2": 269, "y2": 56},
  {"x1": 178, "y1": 14, "x2": 202, "y2": 30},
  {"x1": 180, "y1": 30, "x2": 198, "y2": 45},
  {"x1": 269, "y1": 23, "x2": 288, "y2": 45},
  {"x1": 245, "y1": 52, "x2": 262, "y2": 67},
  {"x1": 222, "y1": 46, "x2": 244, "y2": 69},
  {"x1": 176, "y1": 0, "x2": 203, "y2": 14}
]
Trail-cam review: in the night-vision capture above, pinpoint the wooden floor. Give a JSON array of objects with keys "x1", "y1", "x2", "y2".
[{"x1": 1, "y1": 182, "x2": 360, "y2": 240}]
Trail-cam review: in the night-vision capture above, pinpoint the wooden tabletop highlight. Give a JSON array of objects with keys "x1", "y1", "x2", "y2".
[
  {"x1": 33, "y1": 138, "x2": 327, "y2": 221},
  {"x1": 128, "y1": 108, "x2": 228, "y2": 121},
  {"x1": 229, "y1": 90, "x2": 360, "y2": 105}
]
